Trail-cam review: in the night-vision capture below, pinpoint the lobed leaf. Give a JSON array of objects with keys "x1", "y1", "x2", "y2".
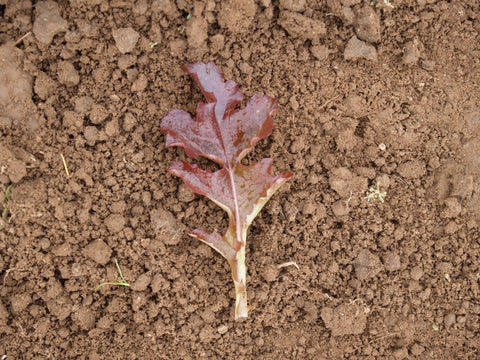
[
  {"x1": 160, "y1": 61, "x2": 292, "y2": 319},
  {"x1": 161, "y1": 62, "x2": 277, "y2": 167}
]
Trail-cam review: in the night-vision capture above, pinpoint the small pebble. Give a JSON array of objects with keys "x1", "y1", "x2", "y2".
[
  {"x1": 410, "y1": 266, "x2": 424, "y2": 281},
  {"x1": 384, "y1": 252, "x2": 401, "y2": 271},
  {"x1": 132, "y1": 273, "x2": 152, "y2": 291},
  {"x1": 217, "y1": 324, "x2": 228, "y2": 334},
  {"x1": 344, "y1": 36, "x2": 378, "y2": 62},
  {"x1": 444, "y1": 313, "x2": 456, "y2": 328},
  {"x1": 112, "y1": 27, "x2": 140, "y2": 54}
]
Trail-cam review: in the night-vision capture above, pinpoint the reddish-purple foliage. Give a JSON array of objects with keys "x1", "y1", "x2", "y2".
[{"x1": 161, "y1": 61, "x2": 292, "y2": 319}]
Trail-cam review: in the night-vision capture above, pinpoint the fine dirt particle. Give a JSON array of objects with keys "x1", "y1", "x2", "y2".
[
  {"x1": 344, "y1": 35, "x2": 378, "y2": 61},
  {"x1": 33, "y1": 1, "x2": 68, "y2": 45},
  {"x1": 278, "y1": 11, "x2": 326, "y2": 41},
  {"x1": 84, "y1": 239, "x2": 112, "y2": 265},
  {"x1": 353, "y1": 6, "x2": 381, "y2": 43},
  {"x1": 354, "y1": 249, "x2": 382, "y2": 280},
  {"x1": 321, "y1": 303, "x2": 368, "y2": 336},
  {"x1": 112, "y1": 27, "x2": 140, "y2": 54}
]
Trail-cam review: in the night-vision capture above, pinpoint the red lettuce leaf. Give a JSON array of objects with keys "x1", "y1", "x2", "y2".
[{"x1": 161, "y1": 61, "x2": 292, "y2": 320}]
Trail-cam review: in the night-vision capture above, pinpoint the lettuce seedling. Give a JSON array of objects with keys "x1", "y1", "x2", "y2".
[{"x1": 161, "y1": 61, "x2": 292, "y2": 320}]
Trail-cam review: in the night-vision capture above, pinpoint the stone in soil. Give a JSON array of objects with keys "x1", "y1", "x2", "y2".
[
  {"x1": 344, "y1": 36, "x2": 378, "y2": 62},
  {"x1": 278, "y1": 11, "x2": 326, "y2": 41},
  {"x1": 150, "y1": 207, "x2": 186, "y2": 245},
  {"x1": 84, "y1": 239, "x2": 112, "y2": 265},
  {"x1": 186, "y1": 17, "x2": 208, "y2": 49},
  {"x1": 328, "y1": 167, "x2": 368, "y2": 199},
  {"x1": 279, "y1": 0, "x2": 306, "y2": 12},
  {"x1": 0, "y1": 45, "x2": 40, "y2": 130},
  {"x1": 332, "y1": 199, "x2": 349, "y2": 217},
  {"x1": 33, "y1": 1, "x2": 68, "y2": 45},
  {"x1": 354, "y1": 249, "x2": 382, "y2": 280},
  {"x1": 112, "y1": 27, "x2": 140, "y2": 54},
  {"x1": 321, "y1": 303, "x2": 368, "y2": 336},
  {"x1": 396, "y1": 160, "x2": 426, "y2": 179},
  {"x1": 83, "y1": 126, "x2": 99, "y2": 146},
  {"x1": 132, "y1": 273, "x2": 152, "y2": 292},
  {"x1": 73, "y1": 307, "x2": 96, "y2": 331},
  {"x1": 383, "y1": 252, "x2": 401, "y2": 271},
  {"x1": 57, "y1": 61, "x2": 80, "y2": 87},
  {"x1": 402, "y1": 41, "x2": 421, "y2": 65},
  {"x1": 104, "y1": 214, "x2": 126, "y2": 234},
  {"x1": 217, "y1": 0, "x2": 256, "y2": 34},
  {"x1": 354, "y1": 6, "x2": 381, "y2": 43}
]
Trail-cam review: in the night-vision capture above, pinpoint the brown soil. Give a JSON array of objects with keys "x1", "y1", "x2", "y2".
[{"x1": 1, "y1": 0, "x2": 479, "y2": 359}]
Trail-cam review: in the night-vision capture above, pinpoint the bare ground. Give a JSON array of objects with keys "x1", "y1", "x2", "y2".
[{"x1": 0, "y1": 0, "x2": 479, "y2": 359}]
